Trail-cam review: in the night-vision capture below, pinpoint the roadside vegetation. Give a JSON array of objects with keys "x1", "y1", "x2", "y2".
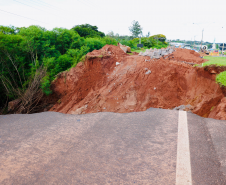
[
  {"x1": 203, "y1": 56, "x2": 226, "y2": 67},
  {"x1": 202, "y1": 56, "x2": 226, "y2": 87},
  {"x1": 216, "y1": 72, "x2": 226, "y2": 86},
  {"x1": 0, "y1": 23, "x2": 168, "y2": 113}
]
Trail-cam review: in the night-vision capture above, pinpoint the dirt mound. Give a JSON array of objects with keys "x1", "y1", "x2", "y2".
[
  {"x1": 172, "y1": 48, "x2": 207, "y2": 64},
  {"x1": 48, "y1": 45, "x2": 224, "y2": 120},
  {"x1": 87, "y1": 45, "x2": 128, "y2": 58}
]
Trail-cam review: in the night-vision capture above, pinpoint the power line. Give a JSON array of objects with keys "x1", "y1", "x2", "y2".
[
  {"x1": 75, "y1": 0, "x2": 91, "y2": 7},
  {"x1": 81, "y1": 0, "x2": 95, "y2": 6},
  {"x1": 14, "y1": 0, "x2": 46, "y2": 12},
  {"x1": 27, "y1": 0, "x2": 93, "y2": 21},
  {"x1": 29, "y1": 0, "x2": 54, "y2": 9},
  {"x1": 29, "y1": 0, "x2": 61, "y2": 11},
  {"x1": 22, "y1": 0, "x2": 92, "y2": 19},
  {"x1": 34, "y1": 0, "x2": 62, "y2": 9},
  {"x1": 36, "y1": 0, "x2": 91, "y2": 8},
  {"x1": 14, "y1": 0, "x2": 65, "y2": 18},
  {"x1": 0, "y1": 9, "x2": 50, "y2": 24}
]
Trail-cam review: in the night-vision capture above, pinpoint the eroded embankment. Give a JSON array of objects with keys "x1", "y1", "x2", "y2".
[{"x1": 48, "y1": 45, "x2": 225, "y2": 119}]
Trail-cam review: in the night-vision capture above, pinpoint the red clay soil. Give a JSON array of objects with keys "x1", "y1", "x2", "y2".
[
  {"x1": 48, "y1": 45, "x2": 225, "y2": 120},
  {"x1": 171, "y1": 48, "x2": 207, "y2": 64},
  {"x1": 208, "y1": 97, "x2": 226, "y2": 120}
]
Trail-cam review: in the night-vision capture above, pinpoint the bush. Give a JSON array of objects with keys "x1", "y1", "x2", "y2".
[
  {"x1": 103, "y1": 36, "x2": 118, "y2": 46},
  {"x1": 41, "y1": 75, "x2": 52, "y2": 95},
  {"x1": 130, "y1": 36, "x2": 168, "y2": 50},
  {"x1": 150, "y1": 34, "x2": 166, "y2": 42},
  {"x1": 85, "y1": 38, "x2": 105, "y2": 52}
]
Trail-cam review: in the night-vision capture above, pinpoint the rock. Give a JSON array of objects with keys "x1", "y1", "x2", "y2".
[
  {"x1": 173, "y1": 104, "x2": 193, "y2": 111},
  {"x1": 210, "y1": 69, "x2": 217, "y2": 74},
  {"x1": 116, "y1": 62, "x2": 120, "y2": 66},
  {"x1": 139, "y1": 52, "x2": 144, "y2": 56},
  {"x1": 145, "y1": 70, "x2": 152, "y2": 75},
  {"x1": 8, "y1": 99, "x2": 21, "y2": 112},
  {"x1": 117, "y1": 42, "x2": 131, "y2": 53},
  {"x1": 72, "y1": 105, "x2": 88, "y2": 114}
]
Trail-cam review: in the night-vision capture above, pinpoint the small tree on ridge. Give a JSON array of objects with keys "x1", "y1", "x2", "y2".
[{"x1": 129, "y1": 20, "x2": 142, "y2": 38}]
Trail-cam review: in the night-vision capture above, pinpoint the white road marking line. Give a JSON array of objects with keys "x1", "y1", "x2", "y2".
[{"x1": 176, "y1": 111, "x2": 192, "y2": 185}]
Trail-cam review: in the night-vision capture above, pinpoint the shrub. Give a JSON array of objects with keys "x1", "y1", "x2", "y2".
[
  {"x1": 41, "y1": 75, "x2": 52, "y2": 95},
  {"x1": 85, "y1": 38, "x2": 105, "y2": 52},
  {"x1": 103, "y1": 36, "x2": 118, "y2": 46}
]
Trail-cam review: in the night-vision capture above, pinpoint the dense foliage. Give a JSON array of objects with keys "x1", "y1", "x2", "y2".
[
  {"x1": 0, "y1": 24, "x2": 168, "y2": 111},
  {"x1": 107, "y1": 33, "x2": 168, "y2": 49},
  {"x1": 72, "y1": 24, "x2": 105, "y2": 38},
  {"x1": 0, "y1": 25, "x2": 116, "y2": 109}
]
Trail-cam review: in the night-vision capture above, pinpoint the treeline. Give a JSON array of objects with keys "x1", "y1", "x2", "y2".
[
  {"x1": 0, "y1": 24, "x2": 168, "y2": 113},
  {"x1": 0, "y1": 24, "x2": 117, "y2": 112},
  {"x1": 107, "y1": 32, "x2": 168, "y2": 49},
  {"x1": 170, "y1": 39, "x2": 212, "y2": 46}
]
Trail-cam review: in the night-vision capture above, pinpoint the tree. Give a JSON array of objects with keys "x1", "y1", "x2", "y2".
[
  {"x1": 129, "y1": 20, "x2": 142, "y2": 38},
  {"x1": 216, "y1": 44, "x2": 219, "y2": 49},
  {"x1": 207, "y1": 44, "x2": 212, "y2": 49},
  {"x1": 72, "y1": 24, "x2": 105, "y2": 38},
  {"x1": 107, "y1": 31, "x2": 114, "y2": 38}
]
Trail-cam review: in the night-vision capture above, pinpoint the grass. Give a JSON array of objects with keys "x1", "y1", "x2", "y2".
[
  {"x1": 131, "y1": 48, "x2": 145, "y2": 53},
  {"x1": 201, "y1": 56, "x2": 226, "y2": 87},
  {"x1": 202, "y1": 56, "x2": 226, "y2": 67},
  {"x1": 216, "y1": 71, "x2": 226, "y2": 86}
]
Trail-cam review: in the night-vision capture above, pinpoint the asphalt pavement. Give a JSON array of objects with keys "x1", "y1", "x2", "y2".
[{"x1": 0, "y1": 108, "x2": 226, "y2": 184}]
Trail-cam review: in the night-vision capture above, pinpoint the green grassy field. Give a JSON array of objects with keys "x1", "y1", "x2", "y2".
[
  {"x1": 202, "y1": 56, "x2": 226, "y2": 86},
  {"x1": 216, "y1": 71, "x2": 226, "y2": 86},
  {"x1": 202, "y1": 56, "x2": 226, "y2": 67}
]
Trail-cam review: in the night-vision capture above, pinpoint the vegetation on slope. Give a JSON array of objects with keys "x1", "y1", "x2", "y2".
[
  {"x1": 216, "y1": 71, "x2": 226, "y2": 87},
  {"x1": 0, "y1": 24, "x2": 168, "y2": 112},
  {"x1": 202, "y1": 56, "x2": 226, "y2": 87}
]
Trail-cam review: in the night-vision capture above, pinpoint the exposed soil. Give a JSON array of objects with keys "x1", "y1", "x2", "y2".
[
  {"x1": 203, "y1": 65, "x2": 226, "y2": 74},
  {"x1": 208, "y1": 97, "x2": 226, "y2": 120},
  {"x1": 47, "y1": 45, "x2": 225, "y2": 120}
]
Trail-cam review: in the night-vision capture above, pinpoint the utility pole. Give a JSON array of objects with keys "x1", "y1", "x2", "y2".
[
  {"x1": 200, "y1": 29, "x2": 204, "y2": 51},
  {"x1": 222, "y1": 43, "x2": 224, "y2": 55},
  {"x1": 193, "y1": 36, "x2": 196, "y2": 49},
  {"x1": 222, "y1": 27, "x2": 225, "y2": 55}
]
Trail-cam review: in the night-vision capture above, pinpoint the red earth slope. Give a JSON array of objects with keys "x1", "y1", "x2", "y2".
[{"x1": 49, "y1": 45, "x2": 224, "y2": 119}]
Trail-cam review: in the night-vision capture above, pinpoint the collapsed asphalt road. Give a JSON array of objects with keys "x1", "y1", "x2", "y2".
[{"x1": 0, "y1": 108, "x2": 226, "y2": 184}]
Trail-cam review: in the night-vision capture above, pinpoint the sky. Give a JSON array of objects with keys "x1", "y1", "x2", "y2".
[{"x1": 1, "y1": 0, "x2": 226, "y2": 43}]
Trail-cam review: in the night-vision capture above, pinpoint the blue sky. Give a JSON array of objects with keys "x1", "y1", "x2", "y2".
[{"x1": 1, "y1": 0, "x2": 226, "y2": 43}]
